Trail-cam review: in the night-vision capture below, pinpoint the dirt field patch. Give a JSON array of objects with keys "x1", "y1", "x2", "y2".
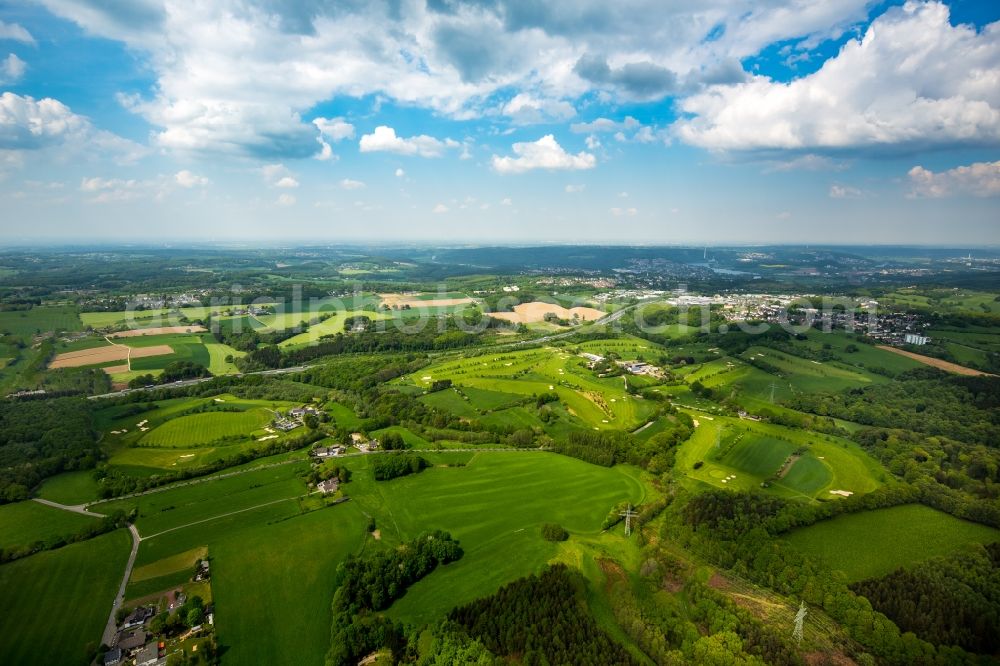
[
  {"x1": 49, "y1": 344, "x2": 174, "y2": 368},
  {"x1": 109, "y1": 326, "x2": 206, "y2": 338},
  {"x1": 102, "y1": 364, "x2": 130, "y2": 375},
  {"x1": 875, "y1": 345, "x2": 991, "y2": 376},
  {"x1": 488, "y1": 301, "x2": 605, "y2": 324},
  {"x1": 379, "y1": 293, "x2": 474, "y2": 308}
]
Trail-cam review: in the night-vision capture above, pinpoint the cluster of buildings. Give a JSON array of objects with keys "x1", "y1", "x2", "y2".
[
  {"x1": 273, "y1": 405, "x2": 321, "y2": 432},
  {"x1": 580, "y1": 353, "x2": 665, "y2": 378},
  {"x1": 104, "y1": 607, "x2": 163, "y2": 666}
]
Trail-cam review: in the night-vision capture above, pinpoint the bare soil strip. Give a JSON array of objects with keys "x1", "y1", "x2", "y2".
[
  {"x1": 109, "y1": 325, "x2": 207, "y2": 337},
  {"x1": 489, "y1": 301, "x2": 605, "y2": 324},
  {"x1": 49, "y1": 344, "x2": 174, "y2": 369},
  {"x1": 379, "y1": 293, "x2": 475, "y2": 308},
  {"x1": 103, "y1": 364, "x2": 130, "y2": 375},
  {"x1": 875, "y1": 345, "x2": 991, "y2": 376}
]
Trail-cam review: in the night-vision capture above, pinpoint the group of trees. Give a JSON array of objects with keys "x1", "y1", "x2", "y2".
[
  {"x1": 448, "y1": 564, "x2": 638, "y2": 666},
  {"x1": 371, "y1": 454, "x2": 429, "y2": 481},
  {"x1": 672, "y1": 487, "x2": 986, "y2": 663},
  {"x1": 787, "y1": 369, "x2": 1000, "y2": 447},
  {"x1": 851, "y1": 543, "x2": 1000, "y2": 654},
  {"x1": 128, "y1": 360, "x2": 212, "y2": 388},
  {"x1": 0, "y1": 509, "x2": 130, "y2": 564},
  {"x1": 326, "y1": 532, "x2": 463, "y2": 665},
  {"x1": 0, "y1": 397, "x2": 100, "y2": 502}
]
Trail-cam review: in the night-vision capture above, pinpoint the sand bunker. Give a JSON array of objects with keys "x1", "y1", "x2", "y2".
[
  {"x1": 110, "y1": 326, "x2": 207, "y2": 338},
  {"x1": 488, "y1": 302, "x2": 605, "y2": 324},
  {"x1": 49, "y1": 344, "x2": 174, "y2": 368}
]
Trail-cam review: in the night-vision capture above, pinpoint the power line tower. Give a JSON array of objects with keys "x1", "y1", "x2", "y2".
[
  {"x1": 619, "y1": 504, "x2": 638, "y2": 537},
  {"x1": 792, "y1": 600, "x2": 807, "y2": 645}
]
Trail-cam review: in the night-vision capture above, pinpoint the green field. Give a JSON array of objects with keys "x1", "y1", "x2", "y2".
[
  {"x1": 0, "y1": 530, "x2": 130, "y2": 665},
  {"x1": 0, "y1": 305, "x2": 82, "y2": 337},
  {"x1": 36, "y1": 470, "x2": 101, "y2": 505},
  {"x1": 93, "y1": 461, "x2": 311, "y2": 537},
  {"x1": 785, "y1": 504, "x2": 1000, "y2": 582},
  {"x1": 0, "y1": 500, "x2": 97, "y2": 552},
  {"x1": 400, "y1": 342, "x2": 659, "y2": 430},
  {"x1": 676, "y1": 414, "x2": 885, "y2": 501},
  {"x1": 340, "y1": 451, "x2": 648, "y2": 625},
  {"x1": 203, "y1": 336, "x2": 244, "y2": 374},
  {"x1": 79, "y1": 305, "x2": 224, "y2": 329},
  {"x1": 139, "y1": 408, "x2": 273, "y2": 447},
  {"x1": 213, "y1": 504, "x2": 368, "y2": 665}
]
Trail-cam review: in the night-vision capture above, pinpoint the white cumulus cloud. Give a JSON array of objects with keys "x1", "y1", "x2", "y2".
[
  {"x1": 1, "y1": 53, "x2": 26, "y2": 84},
  {"x1": 174, "y1": 170, "x2": 209, "y2": 187},
  {"x1": 908, "y1": 161, "x2": 1000, "y2": 197},
  {"x1": 674, "y1": 2, "x2": 1000, "y2": 152},
  {"x1": 359, "y1": 126, "x2": 458, "y2": 158},
  {"x1": 829, "y1": 184, "x2": 863, "y2": 199},
  {"x1": 492, "y1": 135, "x2": 596, "y2": 174},
  {"x1": 0, "y1": 92, "x2": 146, "y2": 164},
  {"x1": 276, "y1": 193, "x2": 296, "y2": 206},
  {"x1": 339, "y1": 178, "x2": 365, "y2": 190},
  {"x1": 0, "y1": 20, "x2": 34, "y2": 45},
  {"x1": 500, "y1": 93, "x2": 575, "y2": 124},
  {"x1": 432, "y1": 203, "x2": 449, "y2": 213}
]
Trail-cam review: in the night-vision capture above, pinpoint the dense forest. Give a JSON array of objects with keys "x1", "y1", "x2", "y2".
[
  {"x1": 851, "y1": 543, "x2": 1000, "y2": 653},
  {"x1": 0, "y1": 397, "x2": 99, "y2": 502},
  {"x1": 326, "y1": 531, "x2": 464, "y2": 665},
  {"x1": 787, "y1": 369, "x2": 1000, "y2": 446},
  {"x1": 449, "y1": 564, "x2": 638, "y2": 666}
]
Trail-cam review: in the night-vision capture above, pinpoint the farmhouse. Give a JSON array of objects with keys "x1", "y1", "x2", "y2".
[
  {"x1": 289, "y1": 405, "x2": 320, "y2": 418},
  {"x1": 318, "y1": 478, "x2": 340, "y2": 494},
  {"x1": 350, "y1": 432, "x2": 380, "y2": 451},
  {"x1": 273, "y1": 418, "x2": 300, "y2": 432},
  {"x1": 580, "y1": 352, "x2": 605, "y2": 367},
  {"x1": 313, "y1": 445, "x2": 346, "y2": 458},
  {"x1": 136, "y1": 642, "x2": 161, "y2": 666},
  {"x1": 122, "y1": 606, "x2": 156, "y2": 629},
  {"x1": 103, "y1": 647, "x2": 125, "y2": 665},
  {"x1": 113, "y1": 628, "x2": 147, "y2": 653}
]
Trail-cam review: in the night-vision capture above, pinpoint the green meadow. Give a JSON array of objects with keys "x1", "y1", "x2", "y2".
[
  {"x1": 0, "y1": 500, "x2": 97, "y2": 552},
  {"x1": 785, "y1": 504, "x2": 1000, "y2": 582},
  {"x1": 36, "y1": 470, "x2": 101, "y2": 505},
  {"x1": 138, "y1": 408, "x2": 273, "y2": 447},
  {"x1": 0, "y1": 305, "x2": 81, "y2": 337},
  {"x1": 339, "y1": 451, "x2": 648, "y2": 625},
  {"x1": 675, "y1": 414, "x2": 885, "y2": 501},
  {"x1": 0, "y1": 530, "x2": 130, "y2": 665}
]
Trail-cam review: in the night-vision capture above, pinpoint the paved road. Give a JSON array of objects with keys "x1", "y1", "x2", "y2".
[
  {"x1": 32, "y1": 497, "x2": 104, "y2": 517},
  {"x1": 86, "y1": 458, "x2": 305, "y2": 507},
  {"x1": 87, "y1": 365, "x2": 310, "y2": 400},
  {"x1": 101, "y1": 524, "x2": 141, "y2": 646}
]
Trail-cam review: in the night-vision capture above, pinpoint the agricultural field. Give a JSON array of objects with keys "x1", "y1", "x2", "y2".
[
  {"x1": 79, "y1": 305, "x2": 224, "y2": 330},
  {"x1": 0, "y1": 305, "x2": 82, "y2": 337},
  {"x1": 97, "y1": 394, "x2": 304, "y2": 472},
  {"x1": 36, "y1": 470, "x2": 101, "y2": 505},
  {"x1": 0, "y1": 530, "x2": 131, "y2": 665},
  {"x1": 0, "y1": 500, "x2": 97, "y2": 552},
  {"x1": 785, "y1": 504, "x2": 1000, "y2": 582},
  {"x1": 338, "y1": 451, "x2": 649, "y2": 625},
  {"x1": 399, "y1": 341, "x2": 661, "y2": 430},
  {"x1": 674, "y1": 414, "x2": 886, "y2": 501},
  {"x1": 138, "y1": 408, "x2": 274, "y2": 447}
]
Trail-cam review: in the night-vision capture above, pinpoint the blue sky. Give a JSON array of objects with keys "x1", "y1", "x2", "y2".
[{"x1": 0, "y1": 0, "x2": 998, "y2": 245}]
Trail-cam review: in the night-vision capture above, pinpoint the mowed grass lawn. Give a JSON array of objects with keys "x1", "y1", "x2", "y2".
[
  {"x1": 340, "y1": 451, "x2": 648, "y2": 626},
  {"x1": 0, "y1": 500, "x2": 97, "y2": 552},
  {"x1": 93, "y1": 461, "x2": 311, "y2": 537},
  {"x1": 785, "y1": 504, "x2": 1000, "y2": 582},
  {"x1": 37, "y1": 470, "x2": 101, "y2": 505},
  {"x1": 212, "y1": 504, "x2": 368, "y2": 666},
  {"x1": 0, "y1": 530, "x2": 131, "y2": 665},
  {"x1": 139, "y1": 408, "x2": 273, "y2": 447}
]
